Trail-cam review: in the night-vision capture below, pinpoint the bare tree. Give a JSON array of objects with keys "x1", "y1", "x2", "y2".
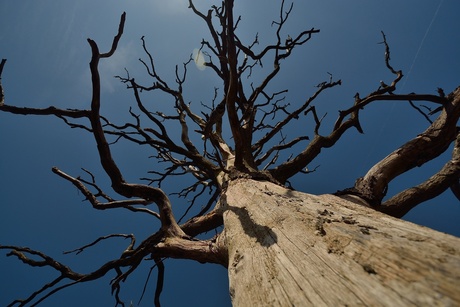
[{"x1": 1, "y1": 1, "x2": 459, "y2": 306}]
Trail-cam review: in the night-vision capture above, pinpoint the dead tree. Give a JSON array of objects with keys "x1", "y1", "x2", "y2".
[{"x1": 1, "y1": 1, "x2": 459, "y2": 306}]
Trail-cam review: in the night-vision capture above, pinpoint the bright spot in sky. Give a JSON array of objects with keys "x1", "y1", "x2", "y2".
[{"x1": 192, "y1": 48, "x2": 206, "y2": 71}]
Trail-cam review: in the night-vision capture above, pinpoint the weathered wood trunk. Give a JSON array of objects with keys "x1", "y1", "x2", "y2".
[{"x1": 220, "y1": 179, "x2": 460, "y2": 306}]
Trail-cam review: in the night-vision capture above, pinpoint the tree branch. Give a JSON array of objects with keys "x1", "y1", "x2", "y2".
[
  {"x1": 352, "y1": 86, "x2": 460, "y2": 205},
  {"x1": 0, "y1": 225, "x2": 226, "y2": 306},
  {"x1": 0, "y1": 58, "x2": 6, "y2": 105},
  {"x1": 180, "y1": 208, "x2": 224, "y2": 237},
  {"x1": 379, "y1": 132, "x2": 460, "y2": 217},
  {"x1": 52, "y1": 167, "x2": 161, "y2": 218},
  {"x1": 153, "y1": 257, "x2": 164, "y2": 307},
  {"x1": 86, "y1": 13, "x2": 185, "y2": 237},
  {"x1": 0, "y1": 104, "x2": 90, "y2": 118}
]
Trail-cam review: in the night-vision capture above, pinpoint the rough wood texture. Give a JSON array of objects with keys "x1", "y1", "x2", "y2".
[{"x1": 221, "y1": 179, "x2": 460, "y2": 306}]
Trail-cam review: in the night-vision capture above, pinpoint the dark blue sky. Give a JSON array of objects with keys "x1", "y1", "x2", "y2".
[{"x1": 1, "y1": 1, "x2": 459, "y2": 306}]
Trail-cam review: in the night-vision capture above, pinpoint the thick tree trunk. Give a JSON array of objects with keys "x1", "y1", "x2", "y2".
[{"x1": 220, "y1": 179, "x2": 460, "y2": 306}]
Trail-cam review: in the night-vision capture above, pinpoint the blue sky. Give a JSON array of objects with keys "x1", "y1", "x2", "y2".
[{"x1": 1, "y1": 1, "x2": 459, "y2": 306}]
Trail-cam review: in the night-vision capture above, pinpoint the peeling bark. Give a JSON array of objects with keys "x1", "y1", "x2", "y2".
[{"x1": 221, "y1": 179, "x2": 460, "y2": 306}]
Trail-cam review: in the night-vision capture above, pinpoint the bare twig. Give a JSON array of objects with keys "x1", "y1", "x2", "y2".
[
  {"x1": 63, "y1": 234, "x2": 135, "y2": 256},
  {"x1": 52, "y1": 167, "x2": 161, "y2": 218},
  {"x1": 154, "y1": 257, "x2": 165, "y2": 307},
  {"x1": 0, "y1": 58, "x2": 6, "y2": 105}
]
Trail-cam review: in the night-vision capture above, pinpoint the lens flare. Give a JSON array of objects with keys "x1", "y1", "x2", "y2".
[{"x1": 192, "y1": 48, "x2": 206, "y2": 71}]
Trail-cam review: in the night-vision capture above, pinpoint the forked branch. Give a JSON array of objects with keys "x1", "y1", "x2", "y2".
[
  {"x1": 380, "y1": 132, "x2": 460, "y2": 217},
  {"x1": 86, "y1": 13, "x2": 184, "y2": 236},
  {"x1": 353, "y1": 86, "x2": 460, "y2": 207},
  {"x1": 52, "y1": 167, "x2": 161, "y2": 218}
]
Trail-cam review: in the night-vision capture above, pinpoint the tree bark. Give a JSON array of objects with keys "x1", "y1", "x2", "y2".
[{"x1": 220, "y1": 179, "x2": 460, "y2": 306}]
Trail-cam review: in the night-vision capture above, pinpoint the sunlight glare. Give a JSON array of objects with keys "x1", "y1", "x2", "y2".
[{"x1": 192, "y1": 48, "x2": 206, "y2": 71}]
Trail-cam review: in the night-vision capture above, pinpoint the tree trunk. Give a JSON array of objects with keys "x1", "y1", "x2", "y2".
[{"x1": 220, "y1": 179, "x2": 460, "y2": 306}]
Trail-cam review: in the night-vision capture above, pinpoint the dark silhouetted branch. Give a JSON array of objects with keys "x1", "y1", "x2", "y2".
[
  {"x1": 0, "y1": 58, "x2": 6, "y2": 105},
  {"x1": 154, "y1": 257, "x2": 164, "y2": 307}
]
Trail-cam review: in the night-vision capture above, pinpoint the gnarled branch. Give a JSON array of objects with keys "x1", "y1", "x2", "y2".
[
  {"x1": 379, "y1": 132, "x2": 460, "y2": 217},
  {"x1": 353, "y1": 86, "x2": 460, "y2": 206}
]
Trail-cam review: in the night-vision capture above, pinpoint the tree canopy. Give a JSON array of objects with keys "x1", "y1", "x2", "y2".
[{"x1": 1, "y1": 1, "x2": 459, "y2": 306}]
